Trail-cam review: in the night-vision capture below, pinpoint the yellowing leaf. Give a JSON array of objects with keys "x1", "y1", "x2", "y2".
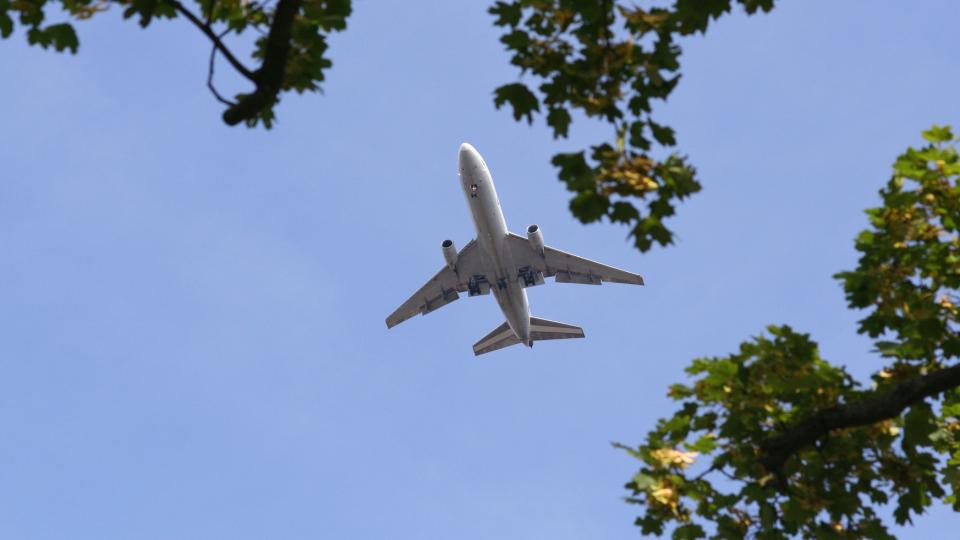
[
  {"x1": 649, "y1": 479, "x2": 682, "y2": 516},
  {"x1": 650, "y1": 448, "x2": 699, "y2": 469},
  {"x1": 651, "y1": 485, "x2": 675, "y2": 504}
]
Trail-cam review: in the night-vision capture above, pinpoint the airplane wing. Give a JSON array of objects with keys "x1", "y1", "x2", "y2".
[
  {"x1": 505, "y1": 233, "x2": 644, "y2": 286},
  {"x1": 385, "y1": 240, "x2": 485, "y2": 329}
]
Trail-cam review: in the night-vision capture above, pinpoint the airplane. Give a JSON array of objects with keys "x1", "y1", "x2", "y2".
[{"x1": 385, "y1": 143, "x2": 645, "y2": 356}]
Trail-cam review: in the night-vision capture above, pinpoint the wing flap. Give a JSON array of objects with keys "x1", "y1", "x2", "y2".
[
  {"x1": 385, "y1": 239, "x2": 484, "y2": 329},
  {"x1": 505, "y1": 233, "x2": 644, "y2": 286},
  {"x1": 554, "y1": 270, "x2": 601, "y2": 285},
  {"x1": 385, "y1": 266, "x2": 460, "y2": 328}
]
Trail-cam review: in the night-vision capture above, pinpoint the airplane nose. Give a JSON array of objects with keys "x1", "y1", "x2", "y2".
[
  {"x1": 459, "y1": 142, "x2": 482, "y2": 171},
  {"x1": 459, "y1": 142, "x2": 475, "y2": 162}
]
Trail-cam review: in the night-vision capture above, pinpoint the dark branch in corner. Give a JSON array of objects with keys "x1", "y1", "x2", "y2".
[
  {"x1": 164, "y1": 0, "x2": 302, "y2": 125},
  {"x1": 221, "y1": 0, "x2": 302, "y2": 125},
  {"x1": 163, "y1": 0, "x2": 256, "y2": 82},
  {"x1": 759, "y1": 362, "x2": 960, "y2": 476}
]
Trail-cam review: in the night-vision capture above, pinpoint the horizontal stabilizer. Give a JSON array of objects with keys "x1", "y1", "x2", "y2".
[
  {"x1": 472, "y1": 317, "x2": 585, "y2": 356},
  {"x1": 529, "y1": 317, "x2": 585, "y2": 341},
  {"x1": 473, "y1": 321, "x2": 521, "y2": 356}
]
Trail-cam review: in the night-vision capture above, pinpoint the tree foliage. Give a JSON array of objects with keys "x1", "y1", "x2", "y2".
[
  {"x1": 489, "y1": 0, "x2": 775, "y2": 251},
  {"x1": 7, "y1": 2, "x2": 960, "y2": 535},
  {"x1": 0, "y1": 0, "x2": 351, "y2": 127},
  {"x1": 619, "y1": 126, "x2": 960, "y2": 539},
  {"x1": 2, "y1": 0, "x2": 780, "y2": 250}
]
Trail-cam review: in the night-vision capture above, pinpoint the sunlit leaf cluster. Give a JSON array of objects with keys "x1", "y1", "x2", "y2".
[
  {"x1": 620, "y1": 128, "x2": 960, "y2": 538},
  {"x1": 489, "y1": 0, "x2": 774, "y2": 251}
]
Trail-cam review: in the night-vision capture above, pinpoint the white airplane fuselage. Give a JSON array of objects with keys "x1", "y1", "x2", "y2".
[{"x1": 457, "y1": 143, "x2": 532, "y2": 346}]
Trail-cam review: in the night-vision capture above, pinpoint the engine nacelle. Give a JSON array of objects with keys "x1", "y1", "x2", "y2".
[
  {"x1": 441, "y1": 239, "x2": 458, "y2": 269},
  {"x1": 526, "y1": 224, "x2": 544, "y2": 255}
]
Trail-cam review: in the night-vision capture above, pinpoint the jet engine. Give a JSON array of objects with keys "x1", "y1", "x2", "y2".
[
  {"x1": 526, "y1": 224, "x2": 544, "y2": 255},
  {"x1": 441, "y1": 239, "x2": 458, "y2": 269}
]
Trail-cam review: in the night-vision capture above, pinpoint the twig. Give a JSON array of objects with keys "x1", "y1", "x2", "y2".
[
  {"x1": 692, "y1": 463, "x2": 719, "y2": 482},
  {"x1": 207, "y1": 29, "x2": 237, "y2": 106},
  {"x1": 163, "y1": 0, "x2": 256, "y2": 82}
]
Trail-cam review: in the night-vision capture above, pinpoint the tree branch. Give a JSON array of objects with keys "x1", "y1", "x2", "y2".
[
  {"x1": 164, "y1": 0, "x2": 256, "y2": 82},
  {"x1": 759, "y1": 362, "x2": 960, "y2": 475},
  {"x1": 692, "y1": 462, "x2": 719, "y2": 482},
  {"x1": 221, "y1": 0, "x2": 302, "y2": 125}
]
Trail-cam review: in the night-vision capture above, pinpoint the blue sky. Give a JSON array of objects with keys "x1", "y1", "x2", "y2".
[{"x1": 1, "y1": 1, "x2": 959, "y2": 538}]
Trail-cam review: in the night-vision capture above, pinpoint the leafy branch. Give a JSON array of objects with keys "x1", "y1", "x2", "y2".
[
  {"x1": 622, "y1": 126, "x2": 960, "y2": 538},
  {"x1": 760, "y1": 362, "x2": 960, "y2": 477},
  {"x1": 489, "y1": 1, "x2": 775, "y2": 251}
]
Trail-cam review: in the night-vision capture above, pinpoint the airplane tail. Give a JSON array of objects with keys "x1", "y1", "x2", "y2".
[{"x1": 472, "y1": 316, "x2": 585, "y2": 356}]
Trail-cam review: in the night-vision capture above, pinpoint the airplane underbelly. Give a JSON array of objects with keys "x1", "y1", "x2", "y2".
[
  {"x1": 495, "y1": 285, "x2": 530, "y2": 339},
  {"x1": 462, "y1": 161, "x2": 528, "y2": 339}
]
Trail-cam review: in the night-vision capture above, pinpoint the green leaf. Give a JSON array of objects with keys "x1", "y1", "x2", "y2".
[
  {"x1": 569, "y1": 191, "x2": 609, "y2": 223},
  {"x1": 759, "y1": 502, "x2": 776, "y2": 530},
  {"x1": 0, "y1": 7, "x2": 13, "y2": 39},
  {"x1": 121, "y1": 0, "x2": 168, "y2": 27},
  {"x1": 629, "y1": 121, "x2": 650, "y2": 150},
  {"x1": 500, "y1": 29, "x2": 529, "y2": 50},
  {"x1": 672, "y1": 523, "x2": 706, "y2": 539},
  {"x1": 546, "y1": 107, "x2": 571, "y2": 138},
  {"x1": 488, "y1": 1, "x2": 522, "y2": 27},
  {"x1": 649, "y1": 121, "x2": 677, "y2": 146},
  {"x1": 687, "y1": 434, "x2": 717, "y2": 454},
  {"x1": 942, "y1": 402, "x2": 960, "y2": 418},
  {"x1": 922, "y1": 124, "x2": 954, "y2": 143},
  {"x1": 492, "y1": 83, "x2": 540, "y2": 124},
  {"x1": 668, "y1": 383, "x2": 693, "y2": 399},
  {"x1": 873, "y1": 341, "x2": 903, "y2": 358},
  {"x1": 551, "y1": 151, "x2": 592, "y2": 191},
  {"x1": 609, "y1": 201, "x2": 640, "y2": 224},
  {"x1": 632, "y1": 472, "x2": 656, "y2": 490},
  {"x1": 45, "y1": 22, "x2": 78, "y2": 53}
]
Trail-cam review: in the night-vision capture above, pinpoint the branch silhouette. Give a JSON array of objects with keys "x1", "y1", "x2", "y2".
[{"x1": 760, "y1": 363, "x2": 960, "y2": 476}]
